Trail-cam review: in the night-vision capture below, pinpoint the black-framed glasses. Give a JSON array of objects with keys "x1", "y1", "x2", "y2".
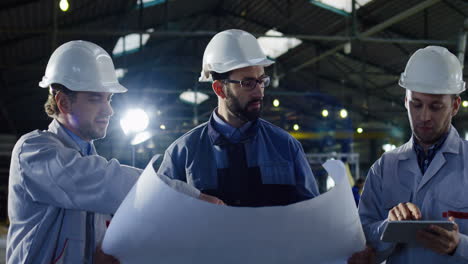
[{"x1": 223, "y1": 76, "x2": 270, "y2": 91}]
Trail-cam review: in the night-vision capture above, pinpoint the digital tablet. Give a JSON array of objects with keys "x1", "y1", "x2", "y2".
[{"x1": 381, "y1": 220, "x2": 455, "y2": 243}]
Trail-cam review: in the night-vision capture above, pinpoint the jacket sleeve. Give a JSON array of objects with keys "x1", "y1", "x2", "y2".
[
  {"x1": 156, "y1": 149, "x2": 201, "y2": 198},
  {"x1": 17, "y1": 134, "x2": 141, "y2": 214},
  {"x1": 453, "y1": 233, "x2": 468, "y2": 261},
  {"x1": 292, "y1": 140, "x2": 319, "y2": 198},
  {"x1": 358, "y1": 157, "x2": 396, "y2": 262}
]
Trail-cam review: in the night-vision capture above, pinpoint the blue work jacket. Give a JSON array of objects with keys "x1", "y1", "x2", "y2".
[{"x1": 157, "y1": 113, "x2": 319, "y2": 206}]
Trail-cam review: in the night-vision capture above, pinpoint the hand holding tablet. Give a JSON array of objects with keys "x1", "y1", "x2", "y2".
[{"x1": 381, "y1": 220, "x2": 455, "y2": 243}]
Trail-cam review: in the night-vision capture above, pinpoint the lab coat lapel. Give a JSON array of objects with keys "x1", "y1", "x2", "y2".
[
  {"x1": 417, "y1": 152, "x2": 446, "y2": 192},
  {"x1": 397, "y1": 141, "x2": 421, "y2": 191},
  {"x1": 417, "y1": 126, "x2": 460, "y2": 192}
]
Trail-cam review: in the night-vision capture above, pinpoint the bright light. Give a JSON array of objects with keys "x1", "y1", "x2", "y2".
[
  {"x1": 59, "y1": 0, "x2": 69, "y2": 12},
  {"x1": 258, "y1": 29, "x2": 302, "y2": 59},
  {"x1": 382, "y1": 144, "x2": 397, "y2": 152},
  {"x1": 115, "y1": 68, "x2": 127, "y2": 79},
  {"x1": 311, "y1": 0, "x2": 374, "y2": 14},
  {"x1": 131, "y1": 131, "x2": 152, "y2": 145},
  {"x1": 465, "y1": 132, "x2": 468, "y2": 141},
  {"x1": 160, "y1": 124, "x2": 166, "y2": 130},
  {"x1": 120, "y1": 109, "x2": 149, "y2": 135},
  {"x1": 322, "y1": 109, "x2": 329, "y2": 117},
  {"x1": 293, "y1": 124, "x2": 300, "y2": 131},
  {"x1": 273, "y1": 99, "x2": 280, "y2": 107},
  {"x1": 357, "y1": 127, "x2": 363, "y2": 134},
  {"x1": 344, "y1": 42, "x2": 351, "y2": 54},
  {"x1": 340, "y1": 109, "x2": 348, "y2": 119},
  {"x1": 113, "y1": 28, "x2": 153, "y2": 56},
  {"x1": 463, "y1": 101, "x2": 468, "y2": 108},
  {"x1": 326, "y1": 176, "x2": 335, "y2": 190},
  {"x1": 179, "y1": 91, "x2": 209, "y2": 105}
]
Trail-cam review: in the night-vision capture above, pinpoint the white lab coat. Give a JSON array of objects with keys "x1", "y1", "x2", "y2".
[
  {"x1": 359, "y1": 125, "x2": 468, "y2": 263},
  {"x1": 7, "y1": 119, "x2": 143, "y2": 263}
]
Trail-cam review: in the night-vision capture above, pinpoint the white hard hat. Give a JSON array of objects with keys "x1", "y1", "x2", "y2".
[
  {"x1": 39, "y1": 40, "x2": 127, "y2": 93},
  {"x1": 399, "y1": 46, "x2": 465, "y2": 94},
  {"x1": 199, "y1": 29, "x2": 274, "y2": 82}
]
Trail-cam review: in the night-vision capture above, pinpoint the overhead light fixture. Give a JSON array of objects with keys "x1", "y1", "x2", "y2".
[
  {"x1": 293, "y1": 124, "x2": 300, "y2": 131},
  {"x1": 160, "y1": 124, "x2": 166, "y2": 130},
  {"x1": 322, "y1": 109, "x2": 329, "y2": 117},
  {"x1": 257, "y1": 29, "x2": 302, "y2": 59},
  {"x1": 463, "y1": 100, "x2": 468, "y2": 108},
  {"x1": 344, "y1": 42, "x2": 351, "y2": 54},
  {"x1": 340, "y1": 109, "x2": 348, "y2": 119},
  {"x1": 120, "y1": 108, "x2": 149, "y2": 135},
  {"x1": 137, "y1": 0, "x2": 166, "y2": 8},
  {"x1": 179, "y1": 91, "x2": 209, "y2": 105},
  {"x1": 115, "y1": 68, "x2": 127, "y2": 79},
  {"x1": 310, "y1": 0, "x2": 374, "y2": 15},
  {"x1": 382, "y1": 144, "x2": 396, "y2": 152},
  {"x1": 131, "y1": 131, "x2": 153, "y2": 145},
  {"x1": 356, "y1": 127, "x2": 363, "y2": 134},
  {"x1": 273, "y1": 99, "x2": 280, "y2": 107},
  {"x1": 59, "y1": 0, "x2": 69, "y2": 12},
  {"x1": 113, "y1": 28, "x2": 153, "y2": 57}
]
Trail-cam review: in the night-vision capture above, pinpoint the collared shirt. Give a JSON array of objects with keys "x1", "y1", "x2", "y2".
[
  {"x1": 212, "y1": 109, "x2": 253, "y2": 143},
  {"x1": 413, "y1": 132, "x2": 448, "y2": 174},
  {"x1": 158, "y1": 111, "x2": 319, "y2": 205},
  {"x1": 62, "y1": 125, "x2": 93, "y2": 156}
]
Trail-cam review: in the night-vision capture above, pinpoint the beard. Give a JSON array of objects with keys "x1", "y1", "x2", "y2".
[
  {"x1": 71, "y1": 114, "x2": 108, "y2": 141},
  {"x1": 225, "y1": 88, "x2": 262, "y2": 122}
]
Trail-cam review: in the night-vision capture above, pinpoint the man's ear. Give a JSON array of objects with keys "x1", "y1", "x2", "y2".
[
  {"x1": 55, "y1": 92, "x2": 71, "y2": 114},
  {"x1": 212, "y1": 80, "x2": 226, "y2": 99},
  {"x1": 452, "y1": 95, "x2": 461, "y2": 117}
]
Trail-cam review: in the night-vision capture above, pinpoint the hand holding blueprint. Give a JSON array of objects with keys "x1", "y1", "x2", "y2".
[{"x1": 102, "y1": 159, "x2": 365, "y2": 263}]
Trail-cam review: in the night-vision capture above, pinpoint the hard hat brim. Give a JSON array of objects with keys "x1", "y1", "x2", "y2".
[
  {"x1": 39, "y1": 79, "x2": 128, "y2": 93},
  {"x1": 199, "y1": 57, "x2": 274, "y2": 82}
]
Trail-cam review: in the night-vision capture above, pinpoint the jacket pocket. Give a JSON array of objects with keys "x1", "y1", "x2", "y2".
[{"x1": 434, "y1": 191, "x2": 468, "y2": 233}]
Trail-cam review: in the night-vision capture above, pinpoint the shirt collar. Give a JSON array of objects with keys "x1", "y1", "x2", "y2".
[
  {"x1": 61, "y1": 124, "x2": 93, "y2": 155},
  {"x1": 212, "y1": 108, "x2": 253, "y2": 143},
  {"x1": 413, "y1": 131, "x2": 449, "y2": 156}
]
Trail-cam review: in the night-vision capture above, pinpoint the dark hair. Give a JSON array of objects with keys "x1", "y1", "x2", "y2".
[
  {"x1": 44, "y1": 83, "x2": 76, "y2": 118},
  {"x1": 210, "y1": 71, "x2": 232, "y2": 81}
]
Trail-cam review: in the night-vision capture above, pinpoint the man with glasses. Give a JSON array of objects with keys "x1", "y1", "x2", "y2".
[{"x1": 157, "y1": 29, "x2": 319, "y2": 206}]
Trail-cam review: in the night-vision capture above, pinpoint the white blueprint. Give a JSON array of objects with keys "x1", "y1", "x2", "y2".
[{"x1": 102, "y1": 159, "x2": 365, "y2": 264}]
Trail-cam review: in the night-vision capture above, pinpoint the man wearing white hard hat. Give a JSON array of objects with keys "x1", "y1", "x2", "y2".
[
  {"x1": 7, "y1": 40, "x2": 222, "y2": 264},
  {"x1": 355, "y1": 46, "x2": 467, "y2": 263},
  {"x1": 158, "y1": 29, "x2": 319, "y2": 207}
]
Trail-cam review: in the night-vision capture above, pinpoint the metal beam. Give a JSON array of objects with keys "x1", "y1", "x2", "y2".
[
  {"x1": 280, "y1": 0, "x2": 442, "y2": 77},
  {"x1": 0, "y1": 27, "x2": 455, "y2": 50}
]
